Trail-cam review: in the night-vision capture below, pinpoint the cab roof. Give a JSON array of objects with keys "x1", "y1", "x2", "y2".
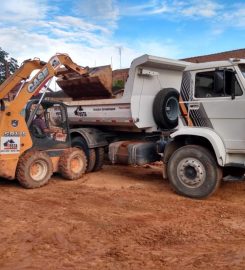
[{"x1": 185, "y1": 58, "x2": 245, "y2": 71}]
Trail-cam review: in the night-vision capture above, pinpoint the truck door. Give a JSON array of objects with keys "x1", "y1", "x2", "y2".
[{"x1": 181, "y1": 67, "x2": 245, "y2": 151}]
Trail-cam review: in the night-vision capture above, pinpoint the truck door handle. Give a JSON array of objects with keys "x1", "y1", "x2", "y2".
[{"x1": 189, "y1": 103, "x2": 200, "y2": 110}]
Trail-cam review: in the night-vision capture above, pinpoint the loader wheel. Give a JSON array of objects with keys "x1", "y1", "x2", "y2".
[
  {"x1": 93, "y1": 147, "x2": 104, "y2": 172},
  {"x1": 59, "y1": 148, "x2": 87, "y2": 180},
  {"x1": 71, "y1": 137, "x2": 96, "y2": 172},
  {"x1": 167, "y1": 145, "x2": 222, "y2": 199},
  {"x1": 153, "y1": 88, "x2": 179, "y2": 129},
  {"x1": 16, "y1": 151, "x2": 53, "y2": 188}
]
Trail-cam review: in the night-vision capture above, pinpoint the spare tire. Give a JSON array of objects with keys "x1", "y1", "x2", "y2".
[{"x1": 153, "y1": 88, "x2": 179, "y2": 129}]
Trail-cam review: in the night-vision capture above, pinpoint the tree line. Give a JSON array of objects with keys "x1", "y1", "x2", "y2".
[{"x1": 0, "y1": 47, "x2": 19, "y2": 84}]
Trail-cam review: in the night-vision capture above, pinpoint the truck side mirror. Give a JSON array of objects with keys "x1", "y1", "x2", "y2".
[
  {"x1": 224, "y1": 70, "x2": 236, "y2": 100},
  {"x1": 214, "y1": 70, "x2": 224, "y2": 94},
  {"x1": 214, "y1": 69, "x2": 236, "y2": 99}
]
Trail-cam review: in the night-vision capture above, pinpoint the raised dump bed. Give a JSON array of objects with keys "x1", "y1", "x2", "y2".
[{"x1": 57, "y1": 55, "x2": 189, "y2": 132}]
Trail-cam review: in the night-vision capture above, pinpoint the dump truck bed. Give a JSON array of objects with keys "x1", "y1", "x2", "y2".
[{"x1": 58, "y1": 55, "x2": 189, "y2": 132}]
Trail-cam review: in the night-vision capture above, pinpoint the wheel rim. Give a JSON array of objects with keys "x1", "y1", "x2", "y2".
[
  {"x1": 177, "y1": 158, "x2": 206, "y2": 188},
  {"x1": 70, "y1": 154, "x2": 84, "y2": 174},
  {"x1": 165, "y1": 97, "x2": 179, "y2": 121},
  {"x1": 30, "y1": 160, "x2": 48, "y2": 182}
]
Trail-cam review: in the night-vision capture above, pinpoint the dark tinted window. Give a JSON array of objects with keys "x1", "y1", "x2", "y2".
[
  {"x1": 195, "y1": 70, "x2": 242, "y2": 98},
  {"x1": 195, "y1": 71, "x2": 215, "y2": 98}
]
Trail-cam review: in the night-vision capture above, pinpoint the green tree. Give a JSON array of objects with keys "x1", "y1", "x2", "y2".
[
  {"x1": 0, "y1": 47, "x2": 19, "y2": 84},
  {"x1": 112, "y1": 79, "x2": 124, "y2": 91}
]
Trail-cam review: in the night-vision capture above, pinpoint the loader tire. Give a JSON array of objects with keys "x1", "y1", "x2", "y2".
[
  {"x1": 16, "y1": 151, "x2": 53, "y2": 188},
  {"x1": 93, "y1": 147, "x2": 104, "y2": 172},
  {"x1": 59, "y1": 148, "x2": 87, "y2": 180},
  {"x1": 167, "y1": 145, "x2": 222, "y2": 199},
  {"x1": 71, "y1": 137, "x2": 96, "y2": 172},
  {"x1": 153, "y1": 88, "x2": 179, "y2": 129}
]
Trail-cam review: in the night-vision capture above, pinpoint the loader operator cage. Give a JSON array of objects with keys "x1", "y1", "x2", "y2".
[{"x1": 25, "y1": 100, "x2": 69, "y2": 142}]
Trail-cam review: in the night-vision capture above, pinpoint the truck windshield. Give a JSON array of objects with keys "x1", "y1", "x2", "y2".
[{"x1": 239, "y1": 64, "x2": 245, "y2": 78}]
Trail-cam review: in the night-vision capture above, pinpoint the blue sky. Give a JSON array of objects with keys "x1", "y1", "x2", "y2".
[{"x1": 0, "y1": 0, "x2": 244, "y2": 69}]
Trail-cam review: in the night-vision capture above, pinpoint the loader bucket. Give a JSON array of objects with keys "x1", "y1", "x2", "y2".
[{"x1": 56, "y1": 65, "x2": 113, "y2": 100}]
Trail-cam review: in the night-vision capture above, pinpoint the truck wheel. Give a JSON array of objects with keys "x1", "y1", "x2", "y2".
[
  {"x1": 153, "y1": 88, "x2": 179, "y2": 129},
  {"x1": 59, "y1": 148, "x2": 87, "y2": 180},
  {"x1": 167, "y1": 145, "x2": 221, "y2": 199},
  {"x1": 16, "y1": 151, "x2": 53, "y2": 188},
  {"x1": 93, "y1": 147, "x2": 104, "y2": 172},
  {"x1": 71, "y1": 137, "x2": 95, "y2": 173},
  {"x1": 87, "y1": 148, "x2": 96, "y2": 172}
]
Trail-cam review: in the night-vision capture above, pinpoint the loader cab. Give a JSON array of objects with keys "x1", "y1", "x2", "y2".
[{"x1": 25, "y1": 100, "x2": 70, "y2": 150}]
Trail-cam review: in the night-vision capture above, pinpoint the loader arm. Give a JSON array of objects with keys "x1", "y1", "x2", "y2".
[
  {"x1": 0, "y1": 59, "x2": 45, "y2": 100},
  {"x1": 6, "y1": 54, "x2": 88, "y2": 113}
]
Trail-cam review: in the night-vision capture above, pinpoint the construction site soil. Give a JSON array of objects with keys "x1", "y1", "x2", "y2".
[{"x1": 1, "y1": 164, "x2": 245, "y2": 270}]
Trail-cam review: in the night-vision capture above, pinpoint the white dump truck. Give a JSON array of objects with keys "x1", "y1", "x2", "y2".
[
  {"x1": 51, "y1": 55, "x2": 245, "y2": 199},
  {"x1": 57, "y1": 54, "x2": 189, "y2": 173}
]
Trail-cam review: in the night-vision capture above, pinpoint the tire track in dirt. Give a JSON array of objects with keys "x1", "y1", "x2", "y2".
[{"x1": 0, "y1": 165, "x2": 245, "y2": 269}]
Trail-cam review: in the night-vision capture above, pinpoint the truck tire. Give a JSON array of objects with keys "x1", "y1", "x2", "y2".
[
  {"x1": 71, "y1": 137, "x2": 95, "y2": 173},
  {"x1": 153, "y1": 88, "x2": 179, "y2": 129},
  {"x1": 16, "y1": 151, "x2": 53, "y2": 188},
  {"x1": 93, "y1": 147, "x2": 104, "y2": 172},
  {"x1": 87, "y1": 148, "x2": 96, "y2": 172},
  {"x1": 59, "y1": 148, "x2": 87, "y2": 180},
  {"x1": 167, "y1": 145, "x2": 222, "y2": 199}
]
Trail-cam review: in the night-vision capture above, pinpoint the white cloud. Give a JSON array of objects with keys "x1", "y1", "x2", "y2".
[
  {"x1": 135, "y1": 40, "x2": 181, "y2": 59},
  {"x1": 0, "y1": 26, "x2": 135, "y2": 69},
  {"x1": 120, "y1": 0, "x2": 245, "y2": 36},
  {"x1": 45, "y1": 17, "x2": 110, "y2": 47},
  {"x1": 54, "y1": 16, "x2": 111, "y2": 34},
  {"x1": 0, "y1": 0, "x2": 49, "y2": 21},
  {"x1": 209, "y1": 3, "x2": 245, "y2": 36},
  {"x1": 120, "y1": 0, "x2": 222, "y2": 18},
  {"x1": 220, "y1": 4, "x2": 245, "y2": 28},
  {"x1": 0, "y1": 0, "x2": 182, "y2": 73},
  {"x1": 181, "y1": 1, "x2": 221, "y2": 18},
  {"x1": 74, "y1": 0, "x2": 119, "y2": 28},
  {"x1": 120, "y1": 1, "x2": 169, "y2": 16},
  {"x1": 0, "y1": 23, "x2": 181, "y2": 75},
  {"x1": 1, "y1": 0, "x2": 243, "y2": 86}
]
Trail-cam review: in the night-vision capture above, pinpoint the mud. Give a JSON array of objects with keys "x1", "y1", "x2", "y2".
[{"x1": 0, "y1": 165, "x2": 245, "y2": 269}]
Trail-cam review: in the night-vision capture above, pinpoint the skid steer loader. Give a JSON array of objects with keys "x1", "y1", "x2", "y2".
[{"x1": 0, "y1": 54, "x2": 89, "y2": 188}]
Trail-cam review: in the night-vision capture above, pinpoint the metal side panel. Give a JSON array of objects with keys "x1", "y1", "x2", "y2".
[
  {"x1": 128, "y1": 141, "x2": 160, "y2": 165},
  {"x1": 108, "y1": 140, "x2": 160, "y2": 166}
]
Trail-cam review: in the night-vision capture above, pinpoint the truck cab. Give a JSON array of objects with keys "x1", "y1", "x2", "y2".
[{"x1": 164, "y1": 59, "x2": 245, "y2": 198}]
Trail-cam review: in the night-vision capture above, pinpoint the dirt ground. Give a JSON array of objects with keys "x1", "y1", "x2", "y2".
[{"x1": 1, "y1": 165, "x2": 245, "y2": 270}]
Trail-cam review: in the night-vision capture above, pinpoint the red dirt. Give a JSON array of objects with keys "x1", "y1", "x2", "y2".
[{"x1": 0, "y1": 165, "x2": 245, "y2": 269}]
